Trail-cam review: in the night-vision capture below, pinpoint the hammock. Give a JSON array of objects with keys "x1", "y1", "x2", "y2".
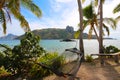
[{"x1": 35, "y1": 48, "x2": 83, "y2": 80}]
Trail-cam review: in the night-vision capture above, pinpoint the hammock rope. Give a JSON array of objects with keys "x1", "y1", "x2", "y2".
[{"x1": 34, "y1": 48, "x2": 82, "y2": 80}]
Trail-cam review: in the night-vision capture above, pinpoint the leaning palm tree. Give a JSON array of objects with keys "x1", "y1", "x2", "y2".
[
  {"x1": 75, "y1": 2, "x2": 116, "y2": 42},
  {"x1": 77, "y1": 0, "x2": 85, "y2": 61},
  {"x1": 0, "y1": 0, "x2": 42, "y2": 34}
]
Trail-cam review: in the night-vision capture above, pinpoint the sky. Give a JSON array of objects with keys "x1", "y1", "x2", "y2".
[{"x1": 0, "y1": 0, "x2": 120, "y2": 39}]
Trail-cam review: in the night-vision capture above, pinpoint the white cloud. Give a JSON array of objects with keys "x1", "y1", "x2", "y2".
[
  {"x1": 1, "y1": 0, "x2": 120, "y2": 39},
  {"x1": 103, "y1": 0, "x2": 120, "y2": 18}
]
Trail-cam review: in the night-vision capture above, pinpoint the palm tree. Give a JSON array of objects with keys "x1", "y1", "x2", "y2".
[
  {"x1": 77, "y1": 0, "x2": 85, "y2": 61},
  {"x1": 0, "y1": 0, "x2": 42, "y2": 34},
  {"x1": 75, "y1": 2, "x2": 116, "y2": 42},
  {"x1": 94, "y1": 0, "x2": 105, "y2": 65}
]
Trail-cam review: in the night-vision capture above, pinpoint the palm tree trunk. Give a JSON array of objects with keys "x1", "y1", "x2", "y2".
[
  {"x1": 77, "y1": 0, "x2": 85, "y2": 61},
  {"x1": 93, "y1": 27, "x2": 99, "y2": 42},
  {"x1": 0, "y1": 0, "x2": 5, "y2": 9},
  {"x1": 99, "y1": 0, "x2": 104, "y2": 65}
]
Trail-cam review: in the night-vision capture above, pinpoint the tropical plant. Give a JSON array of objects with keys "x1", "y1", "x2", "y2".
[
  {"x1": 113, "y1": 3, "x2": 120, "y2": 22},
  {"x1": 77, "y1": 0, "x2": 85, "y2": 61},
  {"x1": 0, "y1": 0, "x2": 42, "y2": 34},
  {"x1": 85, "y1": 54, "x2": 93, "y2": 62},
  {"x1": 0, "y1": 32, "x2": 66, "y2": 79},
  {"x1": 75, "y1": 2, "x2": 116, "y2": 42},
  {"x1": 0, "y1": 32, "x2": 45, "y2": 76},
  {"x1": 104, "y1": 45, "x2": 120, "y2": 54},
  {"x1": 30, "y1": 52, "x2": 65, "y2": 80},
  {"x1": 94, "y1": 0, "x2": 105, "y2": 54}
]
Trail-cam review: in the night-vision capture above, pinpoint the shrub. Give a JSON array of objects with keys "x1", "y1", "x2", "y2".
[
  {"x1": 85, "y1": 55, "x2": 93, "y2": 62},
  {"x1": 0, "y1": 32, "x2": 65, "y2": 79},
  {"x1": 104, "y1": 45, "x2": 120, "y2": 54},
  {"x1": 29, "y1": 52, "x2": 65, "y2": 80}
]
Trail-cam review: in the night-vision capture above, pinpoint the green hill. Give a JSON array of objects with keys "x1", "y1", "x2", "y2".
[{"x1": 15, "y1": 28, "x2": 97, "y2": 39}]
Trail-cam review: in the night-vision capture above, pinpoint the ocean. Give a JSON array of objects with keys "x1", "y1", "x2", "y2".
[{"x1": 0, "y1": 39, "x2": 120, "y2": 55}]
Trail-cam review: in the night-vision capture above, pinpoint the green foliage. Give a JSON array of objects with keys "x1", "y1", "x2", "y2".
[
  {"x1": 104, "y1": 45, "x2": 120, "y2": 54},
  {"x1": 29, "y1": 52, "x2": 65, "y2": 79},
  {"x1": 0, "y1": 66, "x2": 10, "y2": 75},
  {"x1": 0, "y1": 0, "x2": 42, "y2": 34},
  {"x1": 0, "y1": 32, "x2": 45, "y2": 77},
  {"x1": 83, "y1": 3, "x2": 95, "y2": 19},
  {"x1": 0, "y1": 32, "x2": 65, "y2": 79},
  {"x1": 85, "y1": 55, "x2": 93, "y2": 62}
]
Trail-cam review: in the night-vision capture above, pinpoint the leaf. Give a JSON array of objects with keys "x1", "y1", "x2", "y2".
[
  {"x1": 74, "y1": 30, "x2": 80, "y2": 39},
  {"x1": 113, "y1": 3, "x2": 120, "y2": 13}
]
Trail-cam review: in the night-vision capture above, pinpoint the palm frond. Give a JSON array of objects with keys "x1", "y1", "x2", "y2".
[
  {"x1": 83, "y1": 3, "x2": 95, "y2": 19},
  {"x1": 82, "y1": 0, "x2": 85, "y2": 3},
  {"x1": 103, "y1": 23, "x2": 110, "y2": 36},
  {"x1": 103, "y1": 18, "x2": 116, "y2": 30},
  {"x1": 94, "y1": 0, "x2": 98, "y2": 6},
  {"x1": 83, "y1": 20, "x2": 90, "y2": 29},
  {"x1": 115, "y1": 16, "x2": 120, "y2": 22},
  {"x1": 8, "y1": 0, "x2": 20, "y2": 11},
  {"x1": 9, "y1": 7, "x2": 30, "y2": 31},
  {"x1": 0, "y1": 9, "x2": 7, "y2": 34},
  {"x1": 88, "y1": 26, "x2": 93, "y2": 39},
  {"x1": 113, "y1": 3, "x2": 120, "y2": 13},
  {"x1": 21, "y1": 0, "x2": 42, "y2": 17},
  {"x1": 74, "y1": 30, "x2": 80, "y2": 39},
  {"x1": 4, "y1": 8, "x2": 11, "y2": 23}
]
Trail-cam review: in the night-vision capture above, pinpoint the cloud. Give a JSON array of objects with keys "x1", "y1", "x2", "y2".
[
  {"x1": 1, "y1": 0, "x2": 120, "y2": 39},
  {"x1": 103, "y1": 0, "x2": 120, "y2": 18}
]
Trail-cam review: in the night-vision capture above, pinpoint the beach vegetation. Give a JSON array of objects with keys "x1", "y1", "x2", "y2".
[
  {"x1": 104, "y1": 45, "x2": 120, "y2": 54},
  {"x1": 0, "y1": 0, "x2": 42, "y2": 34},
  {"x1": 0, "y1": 32, "x2": 64, "y2": 79},
  {"x1": 85, "y1": 55, "x2": 93, "y2": 62},
  {"x1": 77, "y1": 0, "x2": 85, "y2": 61}
]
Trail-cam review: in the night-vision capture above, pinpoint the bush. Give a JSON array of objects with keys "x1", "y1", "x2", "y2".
[
  {"x1": 0, "y1": 32, "x2": 65, "y2": 80},
  {"x1": 85, "y1": 55, "x2": 93, "y2": 62},
  {"x1": 104, "y1": 45, "x2": 120, "y2": 54},
  {"x1": 29, "y1": 52, "x2": 65, "y2": 80}
]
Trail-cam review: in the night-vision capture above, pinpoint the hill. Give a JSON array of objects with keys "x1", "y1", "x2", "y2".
[
  {"x1": 0, "y1": 34, "x2": 17, "y2": 40},
  {"x1": 15, "y1": 28, "x2": 97, "y2": 39}
]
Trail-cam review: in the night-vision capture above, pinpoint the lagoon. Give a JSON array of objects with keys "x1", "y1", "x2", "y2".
[{"x1": 0, "y1": 39, "x2": 120, "y2": 55}]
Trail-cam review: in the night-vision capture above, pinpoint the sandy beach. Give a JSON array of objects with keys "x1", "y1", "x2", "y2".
[{"x1": 44, "y1": 59, "x2": 120, "y2": 80}]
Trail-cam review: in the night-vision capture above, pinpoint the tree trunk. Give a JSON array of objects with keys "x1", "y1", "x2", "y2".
[
  {"x1": 77, "y1": 0, "x2": 85, "y2": 61},
  {"x1": 93, "y1": 26, "x2": 99, "y2": 42},
  {"x1": 0, "y1": 0, "x2": 5, "y2": 9},
  {"x1": 99, "y1": 0, "x2": 104, "y2": 65}
]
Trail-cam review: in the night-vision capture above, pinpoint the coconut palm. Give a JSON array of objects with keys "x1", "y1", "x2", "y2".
[
  {"x1": 0, "y1": 0, "x2": 42, "y2": 34},
  {"x1": 75, "y1": 2, "x2": 116, "y2": 42},
  {"x1": 77, "y1": 0, "x2": 85, "y2": 60}
]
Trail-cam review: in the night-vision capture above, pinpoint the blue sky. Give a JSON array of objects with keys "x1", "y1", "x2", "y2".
[{"x1": 0, "y1": 0, "x2": 120, "y2": 39}]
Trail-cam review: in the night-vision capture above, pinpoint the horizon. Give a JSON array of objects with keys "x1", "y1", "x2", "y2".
[
  {"x1": 1, "y1": 28, "x2": 118, "y2": 40},
  {"x1": 0, "y1": 0, "x2": 120, "y2": 39}
]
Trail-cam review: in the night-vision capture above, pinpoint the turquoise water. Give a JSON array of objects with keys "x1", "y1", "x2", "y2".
[{"x1": 0, "y1": 39, "x2": 120, "y2": 55}]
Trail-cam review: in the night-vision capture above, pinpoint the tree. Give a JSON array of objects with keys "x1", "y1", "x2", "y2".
[
  {"x1": 0, "y1": 32, "x2": 45, "y2": 76},
  {"x1": 94, "y1": 0, "x2": 105, "y2": 65},
  {"x1": 75, "y1": 2, "x2": 116, "y2": 42},
  {"x1": 0, "y1": 0, "x2": 42, "y2": 34},
  {"x1": 77, "y1": 0, "x2": 85, "y2": 60}
]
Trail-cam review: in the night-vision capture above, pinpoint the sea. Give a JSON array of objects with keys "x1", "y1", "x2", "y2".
[{"x1": 0, "y1": 39, "x2": 120, "y2": 55}]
